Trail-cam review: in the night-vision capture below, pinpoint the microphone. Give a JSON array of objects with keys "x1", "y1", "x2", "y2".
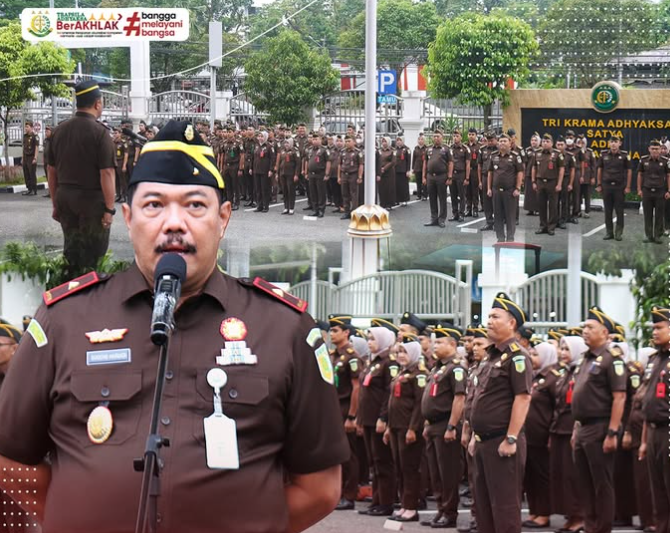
[
  {"x1": 150, "y1": 254, "x2": 187, "y2": 346},
  {"x1": 122, "y1": 127, "x2": 148, "y2": 145}
]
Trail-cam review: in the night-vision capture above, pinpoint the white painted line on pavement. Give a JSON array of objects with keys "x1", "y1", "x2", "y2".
[
  {"x1": 244, "y1": 198, "x2": 307, "y2": 212},
  {"x1": 458, "y1": 217, "x2": 485, "y2": 228},
  {"x1": 583, "y1": 217, "x2": 616, "y2": 237}
]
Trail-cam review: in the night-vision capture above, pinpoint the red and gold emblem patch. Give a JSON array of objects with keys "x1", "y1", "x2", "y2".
[{"x1": 220, "y1": 318, "x2": 247, "y2": 341}]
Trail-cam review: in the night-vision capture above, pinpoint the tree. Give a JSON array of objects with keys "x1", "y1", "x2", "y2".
[
  {"x1": 537, "y1": 0, "x2": 664, "y2": 88},
  {"x1": 244, "y1": 30, "x2": 338, "y2": 125},
  {"x1": 0, "y1": 22, "x2": 73, "y2": 174},
  {"x1": 338, "y1": 0, "x2": 439, "y2": 68},
  {"x1": 427, "y1": 13, "x2": 538, "y2": 130}
]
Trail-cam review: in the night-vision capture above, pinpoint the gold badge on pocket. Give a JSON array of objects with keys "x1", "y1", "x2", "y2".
[{"x1": 87, "y1": 405, "x2": 114, "y2": 444}]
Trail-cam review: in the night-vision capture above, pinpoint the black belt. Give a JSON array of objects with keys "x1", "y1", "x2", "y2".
[
  {"x1": 577, "y1": 417, "x2": 609, "y2": 426},
  {"x1": 649, "y1": 421, "x2": 670, "y2": 429},
  {"x1": 473, "y1": 429, "x2": 506, "y2": 442},
  {"x1": 427, "y1": 412, "x2": 451, "y2": 425}
]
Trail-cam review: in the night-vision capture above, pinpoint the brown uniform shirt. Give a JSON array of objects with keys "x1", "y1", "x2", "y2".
[
  {"x1": 331, "y1": 343, "x2": 363, "y2": 407},
  {"x1": 425, "y1": 145, "x2": 452, "y2": 177},
  {"x1": 394, "y1": 146, "x2": 411, "y2": 174},
  {"x1": 222, "y1": 140, "x2": 243, "y2": 170},
  {"x1": 525, "y1": 147, "x2": 540, "y2": 179},
  {"x1": 114, "y1": 139, "x2": 127, "y2": 168},
  {"x1": 358, "y1": 349, "x2": 400, "y2": 426},
  {"x1": 470, "y1": 339, "x2": 532, "y2": 435},
  {"x1": 525, "y1": 365, "x2": 563, "y2": 446},
  {"x1": 387, "y1": 364, "x2": 427, "y2": 432},
  {"x1": 421, "y1": 357, "x2": 466, "y2": 435},
  {"x1": 638, "y1": 155, "x2": 670, "y2": 191},
  {"x1": 549, "y1": 363, "x2": 577, "y2": 435},
  {"x1": 277, "y1": 148, "x2": 301, "y2": 178},
  {"x1": 486, "y1": 150, "x2": 524, "y2": 190},
  {"x1": 642, "y1": 348, "x2": 670, "y2": 424},
  {"x1": 463, "y1": 360, "x2": 483, "y2": 423},
  {"x1": 581, "y1": 148, "x2": 596, "y2": 181},
  {"x1": 0, "y1": 264, "x2": 348, "y2": 533},
  {"x1": 450, "y1": 143, "x2": 471, "y2": 175},
  {"x1": 243, "y1": 138, "x2": 256, "y2": 170},
  {"x1": 340, "y1": 147, "x2": 362, "y2": 174},
  {"x1": 565, "y1": 145, "x2": 584, "y2": 180},
  {"x1": 306, "y1": 146, "x2": 330, "y2": 177},
  {"x1": 532, "y1": 148, "x2": 564, "y2": 181},
  {"x1": 329, "y1": 146, "x2": 341, "y2": 176},
  {"x1": 47, "y1": 112, "x2": 115, "y2": 189},
  {"x1": 597, "y1": 149, "x2": 630, "y2": 188},
  {"x1": 412, "y1": 145, "x2": 427, "y2": 174},
  {"x1": 467, "y1": 142, "x2": 479, "y2": 169},
  {"x1": 571, "y1": 343, "x2": 627, "y2": 422},
  {"x1": 253, "y1": 142, "x2": 274, "y2": 175},
  {"x1": 376, "y1": 147, "x2": 395, "y2": 177},
  {"x1": 23, "y1": 132, "x2": 38, "y2": 158},
  {"x1": 478, "y1": 145, "x2": 497, "y2": 176}
]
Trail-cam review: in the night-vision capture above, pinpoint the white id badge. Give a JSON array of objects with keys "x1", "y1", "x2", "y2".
[{"x1": 204, "y1": 413, "x2": 240, "y2": 470}]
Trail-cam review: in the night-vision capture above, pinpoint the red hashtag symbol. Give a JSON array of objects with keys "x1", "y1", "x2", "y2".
[{"x1": 123, "y1": 12, "x2": 141, "y2": 36}]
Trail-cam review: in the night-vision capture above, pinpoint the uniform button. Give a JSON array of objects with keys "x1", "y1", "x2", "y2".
[
  {"x1": 228, "y1": 389, "x2": 239, "y2": 399},
  {"x1": 161, "y1": 417, "x2": 171, "y2": 426},
  {"x1": 100, "y1": 387, "x2": 110, "y2": 398},
  {"x1": 165, "y1": 370, "x2": 174, "y2": 381},
  {"x1": 156, "y1": 514, "x2": 162, "y2": 524}
]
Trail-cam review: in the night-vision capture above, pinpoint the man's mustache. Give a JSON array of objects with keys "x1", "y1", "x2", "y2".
[{"x1": 154, "y1": 235, "x2": 197, "y2": 254}]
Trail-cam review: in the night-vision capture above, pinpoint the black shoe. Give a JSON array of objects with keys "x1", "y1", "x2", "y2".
[
  {"x1": 21, "y1": 190, "x2": 32, "y2": 196},
  {"x1": 367, "y1": 505, "x2": 394, "y2": 517},
  {"x1": 615, "y1": 234, "x2": 622, "y2": 241},
  {"x1": 394, "y1": 513, "x2": 419, "y2": 522},
  {"x1": 603, "y1": 234, "x2": 614, "y2": 240},
  {"x1": 432, "y1": 517, "x2": 458, "y2": 529},
  {"x1": 281, "y1": 209, "x2": 289, "y2": 215},
  {"x1": 358, "y1": 506, "x2": 374, "y2": 516},
  {"x1": 421, "y1": 513, "x2": 443, "y2": 527},
  {"x1": 424, "y1": 221, "x2": 439, "y2": 227},
  {"x1": 465, "y1": 211, "x2": 473, "y2": 217},
  {"x1": 473, "y1": 210, "x2": 478, "y2": 217},
  {"x1": 458, "y1": 216, "x2": 465, "y2": 222},
  {"x1": 557, "y1": 223, "x2": 567, "y2": 229},
  {"x1": 303, "y1": 206, "x2": 313, "y2": 211},
  {"x1": 548, "y1": 230, "x2": 555, "y2": 236},
  {"x1": 244, "y1": 201, "x2": 254, "y2": 207},
  {"x1": 341, "y1": 213, "x2": 350, "y2": 220},
  {"x1": 568, "y1": 218, "x2": 579, "y2": 224},
  {"x1": 535, "y1": 229, "x2": 548, "y2": 234},
  {"x1": 43, "y1": 192, "x2": 50, "y2": 198},
  {"x1": 334, "y1": 498, "x2": 355, "y2": 511},
  {"x1": 480, "y1": 225, "x2": 494, "y2": 232},
  {"x1": 448, "y1": 215, "x2": 459, "y2": 221},
  {"x1": 248, "y1": 202, "x2": 257, "y2": 208},
  {"x1": 438, "y1": 221, "x2": 446, "y2": 228},
  {"x1": 262, "y1": 208, "x2": 269, "y2": 213},
  {"x1": 522, "y1": 519, "x2": 550, "y2": 529},
  {"x1": 643, "y1": 238, "x2": 652, "y2": 243},
  {"x1": 317, "y1": 211, "x2": 324, "y2": 218},
  {"x1": 232, "y1": 205, "x2": 239, "y2": 211},
  {"x1": 254, "y1": 207, "x2": 263, "y2": 212}
]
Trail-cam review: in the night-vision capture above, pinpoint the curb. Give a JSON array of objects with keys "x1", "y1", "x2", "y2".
[{"x1": 0, "y1": 182, "x2": 49, "y2": 194}]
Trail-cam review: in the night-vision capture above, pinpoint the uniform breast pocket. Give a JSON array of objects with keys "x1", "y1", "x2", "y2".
[
  {"x1": 193, "y1": 370, "x2": 270, "y2": 449},
  {"x1": 70, "y1": 371, "x2": 143, "y2": 447}
]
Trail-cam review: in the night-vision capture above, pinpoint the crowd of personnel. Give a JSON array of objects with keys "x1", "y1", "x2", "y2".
[
  {"x1": 318, "y1": 300, "x2": 670, "y2": 533},
  {"x1": 24, "y1": 116, "x2": 670, "y2": 244}
]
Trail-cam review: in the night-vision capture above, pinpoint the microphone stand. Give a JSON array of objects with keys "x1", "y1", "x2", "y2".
[{"x1": 134, "y1": 331, "x2": 172, "y2": 533}]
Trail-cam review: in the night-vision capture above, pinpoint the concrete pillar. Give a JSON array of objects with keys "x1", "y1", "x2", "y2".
[
  {"x1": 596, "y1": 269, "x2": 636, "y2": 336},
  {"x1": 399, "y1": 90, "x2": 425, "y2": 149},
  {"x1": 217, "y1": 90, "x2": 232, "y2": 122},
  {"x1": 478, "y1": 239, "x2": 528, "y2": 320},
  {"x1": 128, "y1": 41, "x2": 151, "y2": 123}
]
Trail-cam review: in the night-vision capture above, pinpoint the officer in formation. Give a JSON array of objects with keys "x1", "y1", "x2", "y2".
[
  {"x1": 112, "y1": 127, "x2": 129, "y2": 203},
  {"x1": 596, "y1": 134, "x2": 632, "y2": 241},
  {"x1": 21, "y1": 120, "x2": 39, "y2": 196},
  {"x1": 0, "y1": 120, "x2": 349, "y2": 532},
  {"x1": 423, "y1": 131, "x2": 453, "y2": 228},
  {"x1": 315, "y1": 301, "x2": 664, "y2": 533},
  {"x1": 637, "y1": 139, "x2": 670, "y2": 244}
]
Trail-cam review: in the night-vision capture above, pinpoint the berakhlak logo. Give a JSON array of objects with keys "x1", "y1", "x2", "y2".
[
  {"x1": 28, "y1": 11, "x2": 52, "y2": 38},
  {"x1": 122, "y1": 11, "x2": 141, "y2": 37}
]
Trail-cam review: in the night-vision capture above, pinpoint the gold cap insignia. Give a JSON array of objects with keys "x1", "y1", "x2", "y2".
[{"x1": 184, "y1": 125, "x2": 195, "y2": 141}]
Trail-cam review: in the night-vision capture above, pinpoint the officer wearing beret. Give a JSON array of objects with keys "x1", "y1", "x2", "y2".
[
  {"x1": 637, "y1": 139, "x2": 670, "y2": 244},
  {"x1": 596, "y1": 135, "x2": 632, "y2": 241},
  {"x1": 0, "y1": 120, "x2": 349, "y2": 532},
  {"x1": 400, "y1": 312, "x2": 427, "y2": 338},
  {"x1": 470, "y1": 293, "x2": 532, "y2": 533},
  {"x1": 465, "y1": 128, "x2": 480, "y2": 217},
  {"x1": 563, "y1": 130, "x2": 583, "y2": 225},
  {"x1": 423, "y1": 131, "x2": 454, "y2": 228},
  {"x1": 478, "y1": 132, "x2": 498, "y2": 231},
  {"x1": 421, "y1": 324, "x2": 466, "y2": 529},
  {"x1": 531, "y1": 133, "x2": 565, "y2": 236},
  {"x1": 639, "y1": 306, "x2": 670, "y2": 533},
  {"x1": 571, "y1": 306, "x2": 627, "y2": 533},
  {"x1": 46, "y1": 80, "x2": 116, "y2": 278},
  {"x1": 523, "y1": 133, "x2": 541, "y2": 216},
  {"x1": 449, "y1": 130, "x2": 471, "y2": 223},
  {"x1": 328, "y1": 314, "x2": 364, "y2": 511}
]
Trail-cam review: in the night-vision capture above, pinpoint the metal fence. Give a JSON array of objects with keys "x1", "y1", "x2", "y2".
[
  {"x1": 289, "y1": 268, "x2": 472, "y2": 326},
  {"x1": 422, "y1": 98, "x2": 503, "y2": 137},
  {"x1": 147, "y1": 90, "x2": 210, "y2": 123}
]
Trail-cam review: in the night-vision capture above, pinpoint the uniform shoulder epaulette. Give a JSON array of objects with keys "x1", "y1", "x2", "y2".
[
  {"x1": 640, "y1": 155, "x2": 650, "y2": 160},
  {"x1": 610, "y1": 345, "x2": 623, "y2": 358},
  {"x1": 389, "y1": 353, "x2": 397, "y2": 361},
  {"x1": 241, "y1": 277, "x2": 307, "y2": 313},
  {"x1": 509, "y1": 342, "x2": 521, "y2": 353},
  {"x1": 551, "y1": 368, "x2": 563, "y2": 377},
  {"x1": 43, "y1": 271, "x2": 109, "y2": 306},
  {"x1": 347, "y1": 347, "x2": 354, "y2": 354}
]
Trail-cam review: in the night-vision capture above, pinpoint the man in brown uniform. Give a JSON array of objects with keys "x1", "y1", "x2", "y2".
[
  {"x1": 449, "y1": 130, "x2": 471, "y2": 223},
  {"x1": 637, "y1": 139, "x2": 670, "y2": 244},
  {"x1": 466, "y1": 128, "x2": 480, "y2": 216},
  {"x1": 305, "y1": 133, "x2": 331, "y2": 218},
  {"x1": 421, "y1": 324, "x2": 466, "y2": 529},
  {"x1": 113, "y1": 127, "x2": 129, "y2": 203},
  {"x1": 478, "y1": 133, "x2": 498, "y2": 231},
  {"x1": 596, "y1": 135, "x2": 632, "y2": 241},
  {"x1": 571, "y1": 306, "x2": 627, "y2": 533},
  {"x1": 21, "y1": 121, "x2": 39, "y2": 196},
  {"x1": 338, "y1": 136, "x2": 363, "y2": 219},
  {"x1": 556, "y1": 136, "x2": 576, "y2": 229},
  {"x1": 532, "y1": 133, "x2": 565, "y2": 236},
  {"x1": 329, "y1": 314, "x2": 364, "y2": 511},
  {"x1": 639, "y1": 307, "x2": 670, "y2": 533},
  {"x1": 485, "y1": 134, "x2": 524, "y2": 242},
  {"x1": 243, "y1": 126, "x2": 257, "y2": 207},
  {"x1": 576, "y1": 134, "x2": 596, "y2": 218},
  {"x1": 276, "y1": 137, "x2": 300, "y2": 215},
  {"x1": 564, "y1": 130, "x2": 583, "y2": 224},
  {"x1": 423, "y1": 132, "x2": 453, "y2": 228},
  {"x1": 329, "y1": 136, "x2": 343, "y2": 213},
  {"x1": 46, "y1": 80, "x2": 116, "y2": 278},
  {"x1": 523, "y1": 133, "x2": 541, "y2": 216},
  {"x1": 0, "y1": 120, "x2": 348, "y2": 532},
  {"x1": 413, "y1": 134, "x2": 428, "y2": 201},
  {"x1": 470, "y1": 293, "x2": 532, "y2": 533},
  {"x1": 222, "y1": 127, "x2": 245, "y2": 211},
  {"x1": 252, "y1": 130, "x2": 275, "y2": 213},
  {"x1": 294, "y1": 123, "x2": 311, "y2": 204}
]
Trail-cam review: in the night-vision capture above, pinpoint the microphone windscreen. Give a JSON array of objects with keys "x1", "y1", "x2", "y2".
[{"x1": 154, "y1": 253, "x2": 187, "y2": 283}]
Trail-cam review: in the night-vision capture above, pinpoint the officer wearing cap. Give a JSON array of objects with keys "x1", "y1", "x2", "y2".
[
  {"x1": 555, "y1": 136, "x2": 575, "y2": 229},
  {"x1": 576, "y1": 134, "x2": 596, "y2": 219},
  {"x1": 423, "y1": 131, "x2": 453, "y2": 228},
  {"x1": 305, "y1": 133, "x2": 331, "y2": 218},
  {"x1": 0, "y1": 120, "x2": 348, "y2": 532},
  {"x1": 637, "y1": 139, "x2": 670, "y2": 244},
  {"x1": 448, "y1": 129, "x2": 471, "y2": 222},
  {"x1": 523, "y1": 132, "x2": 541, "y2": 216},
  {"x1": 399, "y1": 312, "x2": 427, "y2": 338},
  {"x1": 413, "y1": 134, "x2": 428, "y2": 201},
  {"x1": 46, "y1": 80, "x2": 116, "y2": 278},
  {"x1": 531, "y1": 133, "x2": 565, "y2": 236},
  {"x1": 222, "y1": 127, "x2": 245, "y2": 211},
  {"x1": 466, "y1": 128, "x2": 480, "y2": 217},
  {"x1": 506, "y1": 128, "x2": 525, "y2": 225},
  {"x1": 485, "y1": 134, "x2": 524, "y2": 242},
  {"x1": 571, "y1": 306, "x2": 627, "y2": 533},
  {"x1": 421, "y1": 323, "x2": 465, "y2": 529},
  {"x1": 21, "y1": 120, "x2": 39, "y2": 196},
  {"x1": 639, "y1": 306, "x2": 670, "y2": 533},
  {"x1": 478, "y1": 132, "x2": 498, "y2": 231},
  {"x1": 328, "y1": 314, "x2": 364, "y2": 510},
  {"x1": 470, "y1": 292, "x2": 532, "y2": 533},
  {"x1": 564, "y1": 130, "x2": 583, "y2": 225},
  {"x1": 596, "y1": 135, "x2": 632, "y2": 241}
]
